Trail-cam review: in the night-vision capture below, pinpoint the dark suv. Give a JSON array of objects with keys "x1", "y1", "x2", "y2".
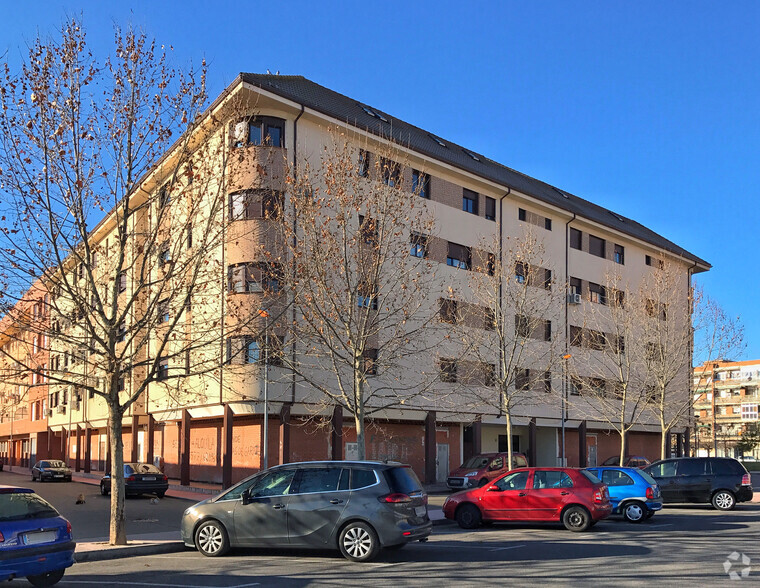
[
  {"x1": 181, "y1": 461, "x2": 431, "y2": 562},
  {"x1": 644, "y1": 457, "x2": 753, "y2": 510}
]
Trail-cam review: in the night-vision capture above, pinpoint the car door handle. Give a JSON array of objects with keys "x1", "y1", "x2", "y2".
[
  {"x1": 272, "y1": 503, "x2": 285, "y2": 510},
  {"x1": 518, "y1": 492, "x2": 527, "y2": 497},
  {"x1": 560, "y1": 491, "x2": 570, "y2": 496},
  {"x1": 330, "y1": 499, "x2": 343, "y2": 504}
]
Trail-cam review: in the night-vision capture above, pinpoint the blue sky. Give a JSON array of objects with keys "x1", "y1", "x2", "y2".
[{"x1": 2, "y1": 1, "x2": 758, "y2": 359}]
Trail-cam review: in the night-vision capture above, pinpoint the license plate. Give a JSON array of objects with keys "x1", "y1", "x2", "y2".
[
  {"x1": 414, "y1": 506, "x2": 426, "y2": 517},
  {"x1": 54, "y1": 474, "x2": 63, "y2": 478},
  {"x1": 143, "y1": 476, "x2": 156, "y2": 481},
  {"x1": 24, "y1": 531, "x2": 56, "y2": 545}
]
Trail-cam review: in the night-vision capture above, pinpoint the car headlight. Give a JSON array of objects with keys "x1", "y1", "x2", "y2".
[
  {"x1": 183, "y1": 507, "x2": 198, "y2": 517},
  {"x1": 465, "y1": 472, "x2": 478, "y2": 477}
]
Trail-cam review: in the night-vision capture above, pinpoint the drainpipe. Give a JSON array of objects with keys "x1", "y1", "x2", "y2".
[
  {"x1": 687, "y1": 260, "x2": 697, "y2": 456},
  {"x1": 562, "y1": 213, "x2": 577, "y2": 466},
  {"x1": 497, "y1": 188, "x2": 511, "y2": 419},
  {"x1": 290, "y1": 105, "x2": 305, "y2": 405}
]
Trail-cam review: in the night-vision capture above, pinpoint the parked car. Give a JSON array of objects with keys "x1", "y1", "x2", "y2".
[
  {"x1": 31, "y1": 460, "x2": 72, "y2": 483},
  {"x1": 100, "y1": 463, "x2": 169, "y2": 498},
  {"x1": 443, "y1": 467, "x2": 611, "y2": 532},
  {"x1": 585, "y1": 466, "x2": 662, "y2": 522},
  {"x1": 446, "y1": 452, "x2": 529, "y2": 490},
  {"x1": 600, "y1": 455, "x2": 651, "y2": 469},
  {"x1": 181, "y1": 460, "x2": 432, "y2": 562},
  {"x1": 644, "y1": 457, "x2": 753, "y2": 510},
  {"x1": 0, "y1": 485, "x2": 75, "y2": 586}
]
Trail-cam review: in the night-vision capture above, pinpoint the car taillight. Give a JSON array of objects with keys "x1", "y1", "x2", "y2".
[
  {"x1": 162, "y1": 475, "x2": 168, "y2": 482},
  {"x1": 127, "y1": 475, "x2": 136, "y2": 482},
  {"x1": 646, "y1": 486, "x2": 654, "y2": 500},
  {"x1": 66, "y1": 521, "x2": 72, "y2": 536},
  {"x1": 593, "y1": 486, "x2": 608, "y2": 504},
  {"x1": 379, "y1": 493, "x2": 412, "y2": 503},
  {"x1": 741, "y1": 474, "x2": 751, "y2": 486},
  {"x1": 0, "y1": 530, "x2": 4, "y2": 542}
]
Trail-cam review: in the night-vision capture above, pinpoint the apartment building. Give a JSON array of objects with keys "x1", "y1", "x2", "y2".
[
  {"x1": 0, "y1": 74, "x2": 710, "y2": 486},
  {"x1": 693, "y1": 360, "x2": 760, "y2": 458}
]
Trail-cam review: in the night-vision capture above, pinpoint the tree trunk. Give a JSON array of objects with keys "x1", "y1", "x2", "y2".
[
  {"x1": 660, "y1": 430, "x2": 668, "y2": 461},
  {"x1": 108, "y1": 407, "x2": 127, "y2": 545},
  {"x1": 505, "y1": 409, "x2": 514, "y2": 471},
  {"x1": 619, "y1": 428, "x2": 627, "y2": 465},
  {"x1": 355, "y1": 371, "x2": 366, "y2": 460}
]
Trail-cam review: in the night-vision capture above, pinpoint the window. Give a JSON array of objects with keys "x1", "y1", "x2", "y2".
[
  {"x1": 487, "y1": 253, "x2": 495, "y2": 277},
  {"x1": 229, "y1": 190, "x2": 283, "y2": 221},
  {"x1": 484, "y1": 307, "x2": 496, "y2": 331},
  {"x1": 495, "y1": 471, "x2": 529, "y2": 491},
  {"x1": 118, "y1": 272, "x2": 127, "y2": 293},
  {"x1": 516, "y1": 368, "x2": 530, "y2": 390},
  {"x1": 227, "y1": 336, "x2": 261, "y2": 364},
  {"x1": 462, "y1": 189, "x2": 478, "y2": 215},
  {"x1": 543, "y1": 371, "x2": 552, "y2": 393},
  {"x1": 158, "y1": 184, "x2": 170, "y2": 209},
  {"x1": 515, "y1": 261, "x2": 526, "y2": 284},
  {"x1": 116, "y1": 322, "x2": 126, "y2": 343},
  {"x1": 447, "y1": 242, "x2": 471, "y2": 270},
  {"x1": 262, "y1": 191, "x2": 283, "y2": 219},
  {"x1": 158, "y1": 243, "x2": 171, "y2": 265},
  {"x1": 439, "y1": 299, "x2": 458, "y2": 324},
  {"x1": 412, "y1": 170, "x2": 430, "y2": 199},
  {"x1": 601, "y1": 470, "x2": 634, "y2": 487},
  {"x1": 158, "y1": 299, "x2": 170, "y2": 323},
  {"x1": 515, "y1": 314, "x2": 530, "y2": 339},
  {"x1": 485, "y1": 197, "x2": 496, "y2": 221},
  {"x1": 741, "y1": 404, "x2": 758, "y2": 421},
  {"x1": 232, "y1": 116, "x2": 285, "y2": 148},
  {"x1": 410, "y1": 232, "x2": 428, "y2": 258},
  {"x1": 350, "y1": 469, "x2": 377, "y2": 490},
  {"x1": 358, "y1": 149, "x2": 370, "y2": 177},
  {"x1": 518, "y1": 208, "x2": 527, "y2": 221},
  {"x1": 533, "y1": 471, "x2": 573, "y2": 489},
  {"x1": 357, "y1": 282, "x2": 378, "y2": 310},
  {"x1": 543, "y1": 269, "x2": 552, "y2": 290},
  {"x1": 363, "y1": 349, "x2": 378, "y2": 376},
  {"x1": 296, "y1": 468, "x2": 345, "y2": 494},
  {"x1": 440, "y1": 359, "x2": 457, "y2": 383},
  {"x1": 358, "y1": 215, "x2": 378, "y2": 245},
  {"x1": 185, "y1": 349, "x2": 191, "y2": 375},
  {"x1": 484, "y1": 363, "x2": 496, "y2": 387},
  {"x1": 545, "y1": 217, "x2": 552, "y2": 231},
  {"x1": 589, "y1": 282, "x2": 607, "y2": 305},
  {"x1": 646, "y1": 255, "x2": 664, "y2": 269},
  {"x1": 228, "y1": 263, "x2": 282, "y2": 294},
  {"x1": 614, "y1": 244, "x2": 625, "y2": 264},
  {"x1": 569, "y1": 277, "x2": 582, "y2": 296},
  {"x1": 646, "y1": 299, "x2": 667, "y2": 321},
  {"x1": 157, "y1": 358, "x2": 169, "y2": 381},
  {"x1": 570, "y1": 228, "x2": 582, "y2": 250},
  {"x1": 588, "y1": 234, "x2": 605, "y2": 258},
  {"x1": 380, "y1": 158, "x2": 401, "y2": 188}
]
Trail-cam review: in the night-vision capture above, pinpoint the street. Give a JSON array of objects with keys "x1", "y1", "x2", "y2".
[{"x1": 38, "y1": 504, "x2": 760, "y2": 586}]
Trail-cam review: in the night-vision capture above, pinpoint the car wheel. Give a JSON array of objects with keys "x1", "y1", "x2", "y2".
[
  {"x1": 195, "y1": 520, "x2": 230, "y2": 557},
  {"x1": 338, "y1": 521, "x2": 380, "y2": 562},
  {"x1": 26, "y1": 568, "x2": 65, "y2": 587},
  {"x1": 455, "y1": 503, "x2": 482, "y2": 529},
  {"x1": 712, "y1": 490, "x2": 736, "y2": 511},
  {"x1": 622, "y1": 501, "x2": 646, "y2": 523},
  {"x1": 156, "y1": 491, "x2": 166, "y2": 499},
  {"x1": 100, "y1": 482, "x2": 109, "y2": 496},
  {"x1": 477, "y1": 478, "x2": 489, "y2": 488},
  {"x1": 562, "y1": 506, "x2": 591, "y2": 532}
]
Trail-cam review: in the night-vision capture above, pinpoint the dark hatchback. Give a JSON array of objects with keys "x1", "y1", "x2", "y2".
[
  {"x1": 644, "y1": 457, "x2": 753, "y2": 510},
  {"x1": 181, "y1": 461, "x2": 432, "y2": 562},
  {"x1": 0, "y1": 486, "x2": 75, "y2": 586},
  {"x1": 100, "y1": 463, "x2": 169, "y2": 498}
]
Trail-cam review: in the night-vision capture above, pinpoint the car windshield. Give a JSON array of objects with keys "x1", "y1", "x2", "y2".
[
  {"x1": 125, "y1": 464, "x2": 161, "y2": 474},
  {"x1": 45, "y1": 460, "x2": 66, "y2": 468},
  {"x1": 462, "y1": 456, "x2": 490, "y2": 469},
  {"x1": 0, "y1": 492, "x2": 59, "y2": 522},
  {"x1": 638, "y1": 470, "x2": 658, "y2": 485}
]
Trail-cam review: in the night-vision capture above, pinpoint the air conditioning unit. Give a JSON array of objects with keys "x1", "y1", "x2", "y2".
[
  {"x1": 56, "y1": 405, "x2": 66, "y2": 415},
  {"x1": 567, "y1": 293, "x2": 582, "y2": 305},
  {"x1": 46, "y1": 409, "x2": 53, "y2": 418}
]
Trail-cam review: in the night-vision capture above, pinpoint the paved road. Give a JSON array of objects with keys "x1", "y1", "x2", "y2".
[
  {"x1": 0, "y1": 470, "x2": 195, "y2": 541},
  {"x1": 36, "y1": 503, "x2": 760, "y2": 587}
]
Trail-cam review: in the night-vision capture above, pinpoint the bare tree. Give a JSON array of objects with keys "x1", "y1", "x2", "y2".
[
  {"x1": 564, "y1": 272, "x2": 650, "y2": 463},
  {"x1": 279, "y1": 131, "x2": 441, "y2": 460},
  {"x1": 455, "y1": 227, "x2": 562, "y2": 471},
  {"x1": 0, "y1": 19, "x2": 256, "y2": 544}
]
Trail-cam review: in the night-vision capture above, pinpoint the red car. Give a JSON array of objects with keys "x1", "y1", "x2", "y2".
[
  {"x1": 443, "y1": 467, "x2": 612, "y2": 532},
  {"x1": 446, "y1": 452, "x2": 529, "y2": 490}
]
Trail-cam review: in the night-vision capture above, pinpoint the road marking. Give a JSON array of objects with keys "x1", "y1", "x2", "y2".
[
  {"x1": 649, "y1": 524, "x2": 674, "y2": 528},
  {"x1": 488, "y1": 544, "x2": 526, "y2": 552}
]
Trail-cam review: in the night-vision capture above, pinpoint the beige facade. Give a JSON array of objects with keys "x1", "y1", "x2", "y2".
[{"x1": 0, "y1": 74, "x2": 708, "y2": 485}]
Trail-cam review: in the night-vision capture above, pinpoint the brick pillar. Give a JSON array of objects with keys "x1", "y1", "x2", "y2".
[
  {"x1": 131, "y1": 414, "x2": 139, "y2": 463},
  {"x1": 676, "y1": 432, "x2": 684, "y2": 457},
  {"x1": 180, "y1": 409, "x2": 191, "y2": 486},
  {"x1": 75, "y1": 426, "x2": 82, "y2": 472},
  {"x1": 279, "y1": 404, "x2": 291, "y2": 465},
  {"x1": 665, "y1": 430, "x2": 672, "y2": 459},
  {"x1": 146, "y1": 415, "x2": 155, "y2": 466},
  {"x1": 528, "y1": 418, "x2": 537, "y2": 467},
  {"x1": 330, "y1": 406, "x2": 343, "y2": 461},
  {"x1": 472, "y1": 420, "x2": 482, "y2": 456},
  {"x1": 425, "y1": 411, "x2": 437, "y2": 484},
  {"x1": 222, "y1": 405, "x2": 234, "y2": 489},
  {"x1": 84, "y1": 427, "x2": 92, "y2": 473},
  {"x1": 683, "y1": 427, "x2": 691, "y2": 457},
  {"x1": 578, "y1": 421, "x2": 587, "y2": 468}
]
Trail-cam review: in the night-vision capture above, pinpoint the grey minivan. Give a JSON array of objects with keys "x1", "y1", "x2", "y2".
[{"x1": 181, "y1": 461, "x2": 432, "y2": 562}]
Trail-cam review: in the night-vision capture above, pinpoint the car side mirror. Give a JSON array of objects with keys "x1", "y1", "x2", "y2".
[
  {"x1": 241, "y1": 488, "x2": 251, "y2": 505},
  {"x1": 486, "y1": 485, "x2": 502, "y2": 492}
]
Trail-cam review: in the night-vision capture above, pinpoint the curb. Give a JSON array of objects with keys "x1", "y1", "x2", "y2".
[{"x1": 75, "y1": 541, "x2": 186, "y2": 563}]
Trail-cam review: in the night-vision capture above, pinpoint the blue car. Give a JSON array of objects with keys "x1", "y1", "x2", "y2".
[
  {"x1": 0, "y1": 486, "x2": 75, "y2": 586},
  {"x1": 586, "y1": 466, "x2": 662, "y2": 522}
]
